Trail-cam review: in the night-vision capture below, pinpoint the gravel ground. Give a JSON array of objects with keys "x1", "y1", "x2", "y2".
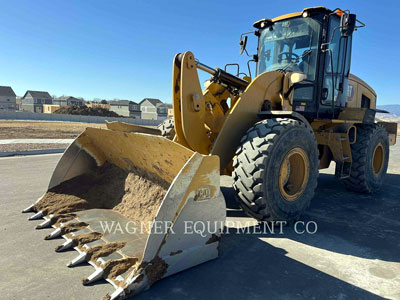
[
  {"x1": 0, "y1": 143, "x2": 69, "y2": 152},
  {"x1": 0, "y1": 121, "x2": 106, "y2": 139},
  {"x1": 0, "y1": 121, "x2": 156, "y2": 139}
]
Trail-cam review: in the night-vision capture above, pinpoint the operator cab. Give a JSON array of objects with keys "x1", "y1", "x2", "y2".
[
  {"x1": 253, "y1": 7, "x2": 360, "y2": 119},
  {"x1": 257, "y1": 17, "x2": 320, "y2": 79}
]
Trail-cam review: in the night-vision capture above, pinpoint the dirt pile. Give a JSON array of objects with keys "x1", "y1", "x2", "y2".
[
  {"x1": 113, "y1": 170, "x2": 169, "y2": 224},
  {"x1": 84, "y1": 241, "x2": 127, "y2": 262},
  {"x1": 103, "y1": 257, "x2": 139, "y2": 279},
  {"x1": 33, "y1": 162, "x2": 168, "y2": 224},
  {"x1": 145, "y1": 256, "x2": 168, "y2": 285},
  {"x1": 54, "y1": 105, "x2": 124, "y2": 118},
  {"x1": 32, "y1": 162, "x2": 169, "y2": 285}
]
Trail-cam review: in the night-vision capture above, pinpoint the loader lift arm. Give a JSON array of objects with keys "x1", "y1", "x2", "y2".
[
  {"x1": 172, "y1": 51, "x2": 250, "y2": 155},
  {"x1": 172, "y1": 51, "x2": 289, "y2": 170}
]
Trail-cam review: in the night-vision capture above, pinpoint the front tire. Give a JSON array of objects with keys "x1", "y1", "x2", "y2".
[
  {"x1": 232, "y1": 118, "x2": 319, "y2": 222},
  {"x1": 341, "y1": 124, "x2": 389, "y2": 193}
]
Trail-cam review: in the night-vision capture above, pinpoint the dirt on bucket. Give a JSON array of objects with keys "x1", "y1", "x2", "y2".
[
  {"x1": 103, "y1": 257, "x2": 139, "y2": 279},
  {"x1": 32, "y1": 161, "x2": 171, "y2": 287},
  {"x1": 55, "y1": 232, "x2": 104, "y2": 252},
  {"x1": 33, "y1": 162, "x2": 169, "y2": 225}
]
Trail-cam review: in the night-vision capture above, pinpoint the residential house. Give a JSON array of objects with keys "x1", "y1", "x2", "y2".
[
  {"x1": 156, "y1": 103, "x2": 172, "y2": 121},
  {"x1": 43, "y1": 104, "x2": 60, "y2": 114},
  {"x1": 53, "y1": 96, "x2": 85, "y2": 107},
  {"x1": 139, "y1": 98, "x2": 163, "y2": 120},
  {"x1": 21, "y1": 90, "x2": 52, "y2": 113},
  {"x1": 0, "y1": 86, "x2": 17, "y2": 111},
  {"x1": 109, "y1": 100, "x2": 141, "y2": 118},
  {"x1": 129, "y1": 101, "x2": 141, "y2": 119}
]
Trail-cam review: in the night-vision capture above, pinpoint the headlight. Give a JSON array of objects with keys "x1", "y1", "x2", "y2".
[{"x1": 290, "y1": 72, "x2": 307, "y2": 84}]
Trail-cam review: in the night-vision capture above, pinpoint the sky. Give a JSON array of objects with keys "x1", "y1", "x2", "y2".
[{"x1": 0, "y1": 0, "x2": 398, "y2": 104}]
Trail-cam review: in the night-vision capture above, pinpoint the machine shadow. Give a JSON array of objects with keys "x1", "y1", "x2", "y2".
[
  {"x1": 224, "y1": 173, "x2": 400, "y2": 262},
  {"x1": 131, "y1": 173, "x2": 399, "y2": 300},
  {"x1": 133, "y1": 225, "x2": 382, "y2": 300},
  {"x1": 295, "y1": 172, "x2": 400, "y2": 262}
]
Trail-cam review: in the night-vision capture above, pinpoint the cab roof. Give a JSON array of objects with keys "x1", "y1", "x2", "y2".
[{"x1": 254, "y1": 6, "x2": 332, "y2": 29}]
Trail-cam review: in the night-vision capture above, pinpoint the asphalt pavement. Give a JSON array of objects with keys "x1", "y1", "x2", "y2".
[{"x1": 0, "y1": 144, "x2": 399, "y2": 299}]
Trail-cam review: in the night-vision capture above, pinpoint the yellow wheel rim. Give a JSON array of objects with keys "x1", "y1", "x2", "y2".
[
  {"x1": 372, "y1": 142, "x2": 384, "y2": 176},
  {"x1": 279, "y1": 147, "x2": 310, "y2": 202}
]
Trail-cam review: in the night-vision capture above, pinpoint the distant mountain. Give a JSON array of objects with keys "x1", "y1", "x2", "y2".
[{"x1": 377, "y1": 105, "x2": 400, "y2": 119}]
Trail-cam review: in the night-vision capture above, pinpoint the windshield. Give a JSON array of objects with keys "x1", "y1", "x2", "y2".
[{"x1": 257, "y1": 17, "x2": 321, "y2": 80}]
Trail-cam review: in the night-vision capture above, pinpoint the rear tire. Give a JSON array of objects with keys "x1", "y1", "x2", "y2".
[
  {"x1": 232, "y1": 118, "x2": 319, "y2": 222},
  {"x1": 158, "y1": 119, "x2": 175, "y2": 140},
  {"x1": 341, "y1": 124, "x2": 389, "y2": 193}
]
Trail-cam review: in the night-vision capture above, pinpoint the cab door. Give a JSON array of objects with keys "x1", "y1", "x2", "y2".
[{"x1": 320, "y1": 14, "x2": 352, "y2": 116}]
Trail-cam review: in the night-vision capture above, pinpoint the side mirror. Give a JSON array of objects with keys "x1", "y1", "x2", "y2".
[
  {"x1": 340, "y1": 13, "x2": 356, "y2": 37},
  {"x1": 240, "y1": 36, "x2": 248, "y2": 55}
]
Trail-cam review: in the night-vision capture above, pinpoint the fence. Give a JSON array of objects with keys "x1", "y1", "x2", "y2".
[{"x1": 0, "y1": 111, "x2": 162, "y2": 126}]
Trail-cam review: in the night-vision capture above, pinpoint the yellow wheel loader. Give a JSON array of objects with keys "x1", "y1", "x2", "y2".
[{"x1": 23, "y1": 6, "x2": 397, "y2": 299}]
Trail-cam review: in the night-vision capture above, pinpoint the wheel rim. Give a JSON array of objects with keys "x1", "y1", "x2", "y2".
[
  {"x1": 372, "y1": 142, "x2": 385, "y2": 176},
  {"x1": 279, "y1": 147, "x2": 310, "y2": 202}
]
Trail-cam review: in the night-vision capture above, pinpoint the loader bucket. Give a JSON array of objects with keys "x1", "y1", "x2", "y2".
[{"x1": 23, "y1": 127, "x2": 226, "y2": 300}]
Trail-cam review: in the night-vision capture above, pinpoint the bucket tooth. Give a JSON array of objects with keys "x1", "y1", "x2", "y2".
[
  {"x1": 67, "y1": 252, "x2": 87, "y2": 267},
  {"x1": 55, "y1": 238, "x2": 74, "y2": 252},
  {"x1": 36, "y1": 216, "x2": 53, "y2": 229},
  {"x1": 62, "y1": 231, "x2": 103, "y2": 251},
  {"x1": 45, "y1": 227, "x2": 62, "y2": 240},
  {"x1": 28, "y1": 211, "x2": 43, "y2": 220},
  {"x1": 22, "y1": 203, "x2": 35, "y2": 213},
  {"x1": 23, "y1": 194, "x2": 45, "y2": 213},
  {"x1": 82, "y1": 268, "x2": 104, "y2": 285},
  {"x1": 109, "y1": 287, "x2": 125, "y2": 300}
]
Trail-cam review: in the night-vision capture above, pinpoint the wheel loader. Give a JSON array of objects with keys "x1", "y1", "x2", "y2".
[{"x1": 23, "y1": 6, "x2": 397, "y2": 300}]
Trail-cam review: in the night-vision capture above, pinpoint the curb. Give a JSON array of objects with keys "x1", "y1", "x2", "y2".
[{"x1": 0, "y1": 148, "x2": 66, "y2": 157}]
